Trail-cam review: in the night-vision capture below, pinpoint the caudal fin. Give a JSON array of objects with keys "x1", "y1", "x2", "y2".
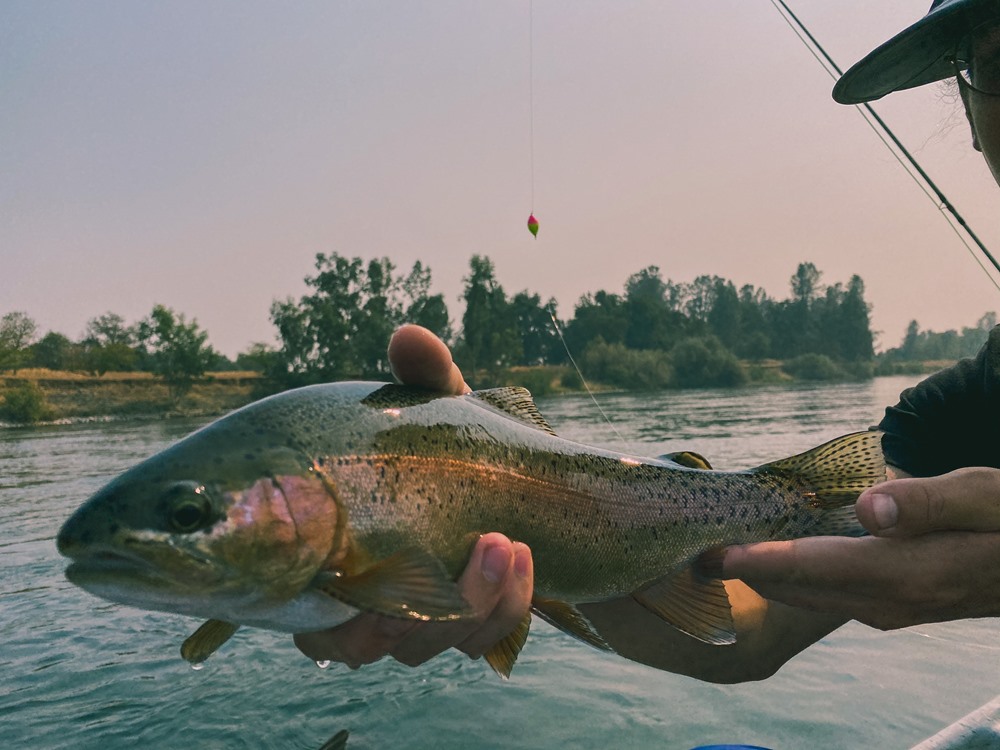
[{"x1": 755, "y1": 430, "x2": 886, "y2": 535}]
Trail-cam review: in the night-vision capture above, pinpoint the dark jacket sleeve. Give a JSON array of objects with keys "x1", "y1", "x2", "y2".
[{"x1": 878, "y1": 326, "x2": 1000, "y2": 477}]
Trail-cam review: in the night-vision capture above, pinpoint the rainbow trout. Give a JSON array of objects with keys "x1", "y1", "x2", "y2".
[{"x1": 57, "y1": 382, "x2": 885, "y2": 676}]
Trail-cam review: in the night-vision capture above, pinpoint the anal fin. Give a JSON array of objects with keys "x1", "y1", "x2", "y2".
[
  {"x1": 632, "y1": 567, "x2": 736, "y2": 645},
  {"x1": 483, "y1": 610, "x2": 531, "y2": 679},
  {"x1": 531, "y1": 597, "x2": 614, "y2": 652},
  {"x1": 316, "y1": 547, "x2": 473, "y2": 622},
  {"x1": 180, "y1": 619, "x2": 240, "y2": 664}
]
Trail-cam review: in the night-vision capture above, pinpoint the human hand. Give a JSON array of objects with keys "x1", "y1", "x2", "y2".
[
  {"x1": 293, "y1": 325, "x2": 537, "y2": 671},
  {"x1": 720, "y1": 467, "x2": 1000, "y2": 629}
]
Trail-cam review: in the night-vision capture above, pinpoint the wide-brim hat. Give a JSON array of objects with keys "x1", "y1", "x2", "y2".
[{"x1": 833, "y1": 0, "x2": 997, "y2": 104}]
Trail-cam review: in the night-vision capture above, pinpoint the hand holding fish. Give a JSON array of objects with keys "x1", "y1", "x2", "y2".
[{"x1": 720, "y1": 467, "x2": 1000, "y2": 630}]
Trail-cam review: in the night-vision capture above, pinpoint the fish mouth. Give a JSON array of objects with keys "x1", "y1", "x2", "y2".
[{"x1": 64, "y1": 547, "x2": 166, "y2": 588}]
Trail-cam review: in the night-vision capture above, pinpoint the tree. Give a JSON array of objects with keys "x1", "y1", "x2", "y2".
[
  {"x1": 137, "y1": 305, "x2": 215, "y2": 400},
  {"x1": 564, "y1": 290, "x2": 628, "y2": 355},
  {"x1": 510, "y1": 292, "x2": 560, "y2": 366},
  {"x1": 790, "y1": 262, "x2": 822, "y2": 304},
  {"x1": 235, "y1": 342, "x2": 281, "y2": 373},
  {"x1": 0, "y1": 312, "x2": 38, "y2": 372},
  {"x1": 624, "y1": 266, "x2": 692, "y2": 351},
  {"x1": 402, "y1": 261, "x2": 452, "y2": 342},
  {"x1": 834, "y1": 275, "x2": 874, "y2": 361},
  {"x1": 459, "y1": 255, "x2": 520, "y2": 385},
  {"x1": 269, "y1": 253, "x2": 452, "y2": 385},
  {"x1": 30, "y1": 331, "x2": 78, "y2": 371},
  {"x1": 736, "y1": 284, "x2": 772, "y2": 359},
  {"x1": 707, "y1": 279, "x2": 741, "y2": 351},
  {"x1": 81, "y1": 312, "x2": 137, "y2": 374}
]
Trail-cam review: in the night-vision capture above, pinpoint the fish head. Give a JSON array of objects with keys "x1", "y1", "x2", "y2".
[{"x1": 57, "y1": 414, "x2": 340, "y2": 622}]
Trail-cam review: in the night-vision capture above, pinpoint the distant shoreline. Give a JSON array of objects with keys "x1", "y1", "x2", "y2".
[
  {"x1": 0, "y1": 362, "x2": 950, "y2": 425},
  {"x1": 0, "y1": 370, "x2": 266, "y2": 423}
]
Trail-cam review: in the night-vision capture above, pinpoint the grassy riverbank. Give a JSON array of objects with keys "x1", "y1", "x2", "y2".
[
  {"x1": 0, "y1": 370, "x2": 268, "y2": 423},
  {"x1": 0, "y1": 359, "x2": 950, "y2": 425}
]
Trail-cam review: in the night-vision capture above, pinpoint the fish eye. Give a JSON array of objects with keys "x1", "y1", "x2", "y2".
[{"x1": 161, "y1": 482, "x2": 216, "y2": 533}]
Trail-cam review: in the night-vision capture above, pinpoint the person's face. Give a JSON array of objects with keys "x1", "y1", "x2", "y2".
[{"x1": 961, "y1": 19, "x2": 1000, "y2": 186}]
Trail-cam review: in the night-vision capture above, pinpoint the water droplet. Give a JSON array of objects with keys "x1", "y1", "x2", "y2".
[
  {"x1": 190, "y1": 662, "x2": 205, "y2": 671},
  {"x1": 315, "y1": 660, "x2": 331, "y2": 669}
]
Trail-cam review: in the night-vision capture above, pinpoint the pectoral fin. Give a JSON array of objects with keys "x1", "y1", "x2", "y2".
[
  {"x1": 317, "y1": 729, "x2": 350, "y2": 750},
  {"x1": 483, "y1": 610, "x2": 532, "y2": 679},
  {"x1": 531, "y1": 597, "x2": 614, "y2": 652},
  {"x1": 317, "y1": 547, "x2": 473, "y2": 622},
  {"x1": 180, "y1": 619, "x2": 240, "y2": 664},
  {"x1": 632, "y1": 567, "x2": 736, "y2": 645}
]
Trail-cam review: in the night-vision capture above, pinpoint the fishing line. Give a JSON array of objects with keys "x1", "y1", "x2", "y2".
[
  {"x1": 529, "y1": 0, "x2": 535, "y2": 214},
  {"x1": 547, "y1": 312, "x2": 633, "y2": 452},
  {"x1": 769, "y1": 0, "x2": 1000, "y2": 294}
]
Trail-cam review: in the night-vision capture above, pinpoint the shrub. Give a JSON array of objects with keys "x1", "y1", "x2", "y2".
[
  {"x1": 669, "y1": 336, "x2": 747, "y2": 388},
  {"x1": 560, "y1": 369, "x2": 583, "y2": 390},
  {"x1": 782, "y1": 353, "x2": 846, "y2": 381},
  {"x1": 581, "y1": 341, "x2": 672, "y2": 390},
  {"x1": 0, "y1": 382, "x2": 54, "y2": 424},
  {"x1": 504, "y1": 367, "x2": 556, "y2": 397}
]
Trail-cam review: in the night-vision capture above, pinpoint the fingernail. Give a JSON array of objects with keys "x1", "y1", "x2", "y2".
[
  {"x1": 869, "y1": 493, "x2": 898, "y2": 532},
  {"x1": 482, "y1": 544, "x2": 510, "y2": 583},
  {"x1": 513, "y1": 544, "x2": 531, "y2": 579}
]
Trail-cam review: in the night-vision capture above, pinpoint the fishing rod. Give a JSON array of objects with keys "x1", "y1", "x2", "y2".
[{"x1": 770, "y1": 0, "x2": 1000, "y2": 290}]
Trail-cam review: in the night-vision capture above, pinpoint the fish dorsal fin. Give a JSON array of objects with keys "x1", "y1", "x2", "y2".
[
  {"x1": 754, "y1": 430, "x2": 886, "y2": 508},
  {"x1": 483, "y1": 610, "x2": 532, "y2": 679},
  {"x1": 470, "y1": 387, "x2": 557, "y2": 436},
  {"x1": 632, "y1": 567, "x2": 736, "y2": 645},
  {"x1": 658, "y1": 450, "x2": 713, "y2": 470},
  {"x1": 531, "y1": 597, "x2": 614, "y2": 652},
  {"x1": 180, "y1": 619, "x2": 240, "y2": 665},
  {"x1": 316, "y1": 547, "x2": 473, "y2": 622}
]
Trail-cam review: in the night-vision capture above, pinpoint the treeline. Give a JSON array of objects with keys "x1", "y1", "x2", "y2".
[
  {"x1": 262, "y1": 253, "x2": 879, "y2": 390},
  {"x1": 0, "y1": 306, "x2": 223, "y2": 399},
  {"x1": 878, "y1": 313, "x2": 995, "y2": 367},
  {"x1": 2, "y1": 253, "x2": 882, "y2": 395}
]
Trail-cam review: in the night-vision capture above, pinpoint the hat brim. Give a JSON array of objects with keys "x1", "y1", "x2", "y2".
[{"x1": 833, "y1": 0, "x2": 993, "y2": 104}]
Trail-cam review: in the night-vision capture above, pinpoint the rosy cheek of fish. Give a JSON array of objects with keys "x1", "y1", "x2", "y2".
[{"x1": 210, "y1": 475, "x2": 339, "y2": 587}]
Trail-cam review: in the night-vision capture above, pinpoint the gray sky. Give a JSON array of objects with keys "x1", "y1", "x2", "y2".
[{"x1": 3, "y1": 1, "x2": 998, "y2": 357}]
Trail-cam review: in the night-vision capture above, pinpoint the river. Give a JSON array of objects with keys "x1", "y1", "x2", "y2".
[{"x1": 2, "y1": 376, "x2": 998, "y2": 749}]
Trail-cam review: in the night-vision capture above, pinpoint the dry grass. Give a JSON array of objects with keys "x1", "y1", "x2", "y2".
[
  {"x1": 1, "y1": 369, "x2": 260, "y2": 383},
  {"x1": 0, "y1": 370, "x2": 266, "y2": 420}
]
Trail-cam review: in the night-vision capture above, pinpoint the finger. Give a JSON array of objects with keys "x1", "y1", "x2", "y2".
[
  {"x1": 857, "y1": 467, "x2": 1000, "y2": 536},
  {"x1": 388, "y1": 535, "x2": 532, "y2": 666},
  {"x1": 456, "y1": 541, "x2": 533, "y2": 658},
  {"x1": 388, "y1": 324, "x2": 470, "y2": 394},
  {"x1": 721, "y1": 536, "x2": 873, "y2": 588}
]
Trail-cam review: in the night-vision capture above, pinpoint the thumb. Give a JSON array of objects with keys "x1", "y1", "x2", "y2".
[{"x1": 856, "y1": 467, "x2": 1000, "y2": 536}]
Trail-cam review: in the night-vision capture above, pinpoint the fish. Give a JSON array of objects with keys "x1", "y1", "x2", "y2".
[{"x1": 57, "y1": 382, "x2": 885, "y2": 677}]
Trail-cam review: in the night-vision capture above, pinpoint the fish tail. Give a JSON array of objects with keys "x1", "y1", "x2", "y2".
[{"x1": 755, "y1": 429, "x2": 886, "y2": 535}]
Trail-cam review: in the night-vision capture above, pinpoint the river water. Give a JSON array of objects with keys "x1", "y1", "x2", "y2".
[{"x1": 2, "y1": 376, "x2": 998, "y2": 749}]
